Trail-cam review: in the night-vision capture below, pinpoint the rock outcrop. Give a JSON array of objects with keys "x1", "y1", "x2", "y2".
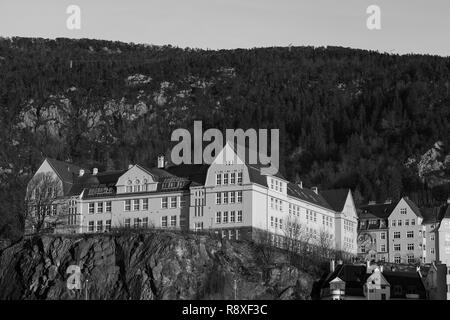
[{"x1": 0, "y1": 231, "x2": 314, "y2": 300}]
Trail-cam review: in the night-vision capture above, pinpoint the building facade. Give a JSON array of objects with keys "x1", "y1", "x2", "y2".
[{"x1": 26, "y1": 142, "x2": 358, "y2": 254}]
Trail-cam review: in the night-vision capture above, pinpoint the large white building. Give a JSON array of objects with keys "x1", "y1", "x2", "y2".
[{"x1": 26, "y1": 142, "x2": 358, "y2": 255}]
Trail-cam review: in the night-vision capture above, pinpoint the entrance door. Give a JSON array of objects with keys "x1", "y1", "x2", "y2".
[{"x1": 381, "y1": 293, "x2": 386, "y2": 300}]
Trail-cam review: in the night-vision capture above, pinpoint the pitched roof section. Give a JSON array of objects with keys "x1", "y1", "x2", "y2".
[
  {"x1": 320, "y1": 189, "x2": 350, "y2": 212},
  {"x1": 321, "y1": 264, "x2": 369, "y2": 297},
  {"x1": 287, "y1": 183, "x2": 334, "y2": 210},
  {"x1": 358, "y1": 202, "x2": 397, "y2": 219},
  {"x1": 403, "y1": 197, "x2": 423, "y2": 218},
  {"x1": 165, "y1": 164, "x2": 210, "y2": 185},
  {"x1": 46, "y1": 158, "x2": 85, "y2": 183}
]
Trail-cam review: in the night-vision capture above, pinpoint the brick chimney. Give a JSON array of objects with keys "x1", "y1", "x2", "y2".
[
  {"x1": 92, "y1": 168, "x2": 98, "y2": 175},
  {"x1": 311, "y1": 186, "x2": 318, "y2": 194},
  {"x1": 330, "y1": 259, "x2": 335, "y2": 272},
  {"x1": 79, "y1": 169, "x2": 85, "y2": 177},
  {"x1": 128, "y1": 164, "x2": 133, "y2": 170}
]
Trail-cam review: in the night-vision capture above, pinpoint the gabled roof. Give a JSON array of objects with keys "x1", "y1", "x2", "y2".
[
  {"x1": 403, "y1": 197, "x2": 423, "y2": 218},
  {"x1": 321, "y1": 264, "x2": 369, "y2": 297},
  {"x1": 165, "y1": 164, "x2": 210, "y2": 185},
  {"x1": 46, "y1": 158, "x2": 85, "y2": 183},
  {"x1": 358, "y1": 202, "x2": 397, "y2": 219},
  {"x1": 382, "y1": 271, "x2": 427, "y2": 299},
  {"x1": 320, "y1": 189, "x2": 350, "y2": 212}
]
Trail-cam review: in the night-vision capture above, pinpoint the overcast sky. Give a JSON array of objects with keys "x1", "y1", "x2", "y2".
[{"x1": 0, "y1": 0, "x2": 449, "y2": 56}]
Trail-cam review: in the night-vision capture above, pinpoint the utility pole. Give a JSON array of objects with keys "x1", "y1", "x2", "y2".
[
  {"x1": 85, "y1": 279, "x2": 89, "y2": 300},
  {"x1": 234, "y1": 279, "x2": 237, "y2": 300}
]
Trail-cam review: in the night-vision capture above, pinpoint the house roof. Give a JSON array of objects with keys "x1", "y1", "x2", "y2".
[
  {"x1": 358, "y1": 202, "x2": 397, "y2": 219},
  {"x1": 46, "y1": 158, "x2": 85, "y2": 183},
  {"x1": 321, "y1": 264, "x2": 369, "y2": 297},
  {"x1": 403, "y1": 197, "x2": 423, "y2": 218},
  {"x1": 382, "y1": 271, "x2": 427, "y2": 299},
  {"x1": 320, "y1": 189, "x2": 350, "y2": 212},
  {"x1": 287, "y1": 183, "x2": 334, "y2": 210}
]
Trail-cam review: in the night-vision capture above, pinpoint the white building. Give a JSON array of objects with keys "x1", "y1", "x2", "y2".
[{"x1": 25, "y1": 142, "x2": 358, "y2": 253}]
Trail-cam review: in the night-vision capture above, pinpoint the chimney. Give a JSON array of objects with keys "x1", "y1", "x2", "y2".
[
  {"x1": 366, "y1": 260, "x2": 371, "y2": 274},
  {"x1": 158, "y1": 155, "x2": 165, "y2": 168},
  {"x1": 128, "y1": 164, "x2": 133, "y2": 170},
  {"x1": 337, "y1": 259, "x2": 343, "y2": 265},
  {"x1": 380, "y1": 265, "x2": 384, "y2": 273},
  {"x1": 330, "y1": 259, "x2": 335, "y2": 272},
  {"x1": 311, "y1": 186, "x2": 318, "y2": 194},
  {"x1": 92, "y1": 168, "x2": 98, "y2": 175},
  {"x1": 79, "y1": 169, "x2": 85, "y2": 177},
  {"x1": 298, "y1": 181, "x2": 303, "y2": 189}
]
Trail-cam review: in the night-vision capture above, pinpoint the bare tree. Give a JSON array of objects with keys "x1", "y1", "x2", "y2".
[
  {"x1": 25, "y1": 172, "x2": 63, "y2": 233},
  {"x1": 281, "y1": 213, "x2": 314, "y2": 267}
]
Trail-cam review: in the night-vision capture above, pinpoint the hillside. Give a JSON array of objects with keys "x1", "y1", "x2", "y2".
[
  {"x1": 1, "y1": 37, "x2": 450, "y2": 238},
  {"x1": 0, "y1": 231, "x2": 315, "y2": 300}
]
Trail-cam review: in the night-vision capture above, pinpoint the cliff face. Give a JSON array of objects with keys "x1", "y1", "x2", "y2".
[{"x1": 0, "y1": 231, "x2": 314, "y2": 300}]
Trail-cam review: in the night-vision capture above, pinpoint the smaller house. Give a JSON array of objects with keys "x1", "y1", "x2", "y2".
[{"x1": 364, "y1": 266, "x2": 390, "y2": 300}]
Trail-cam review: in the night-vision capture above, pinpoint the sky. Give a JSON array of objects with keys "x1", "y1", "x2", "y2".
[{"x1": 0, "y1": 0, "x2": 449, "y2": 56}]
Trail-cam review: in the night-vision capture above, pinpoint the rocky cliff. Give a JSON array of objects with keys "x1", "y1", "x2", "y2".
[{"x1": 0, "y1": 231, "x2": 314, "y2": 300}]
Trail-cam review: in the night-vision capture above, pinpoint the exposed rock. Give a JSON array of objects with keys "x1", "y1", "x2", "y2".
[{"x1": 0, "y1": 232, "x2": 314, "y2": 300}]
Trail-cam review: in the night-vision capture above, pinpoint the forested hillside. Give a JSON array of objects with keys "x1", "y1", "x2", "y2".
[{"x1": 1, "y1": 37, "x2": 449, "y2": 239}]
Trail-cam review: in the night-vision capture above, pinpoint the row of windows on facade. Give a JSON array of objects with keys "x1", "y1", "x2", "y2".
[
  {"x1": 368, "y1": 255, "x2": 421, "y2": 264},
  {"x1": 216, "y1": 172, "x2": 243, "y2": 185},
  {"x1": 344, "y1": 220, "x2": 355, "y2": 232},
  {"x1": 88, "y1": 201, "x2": 112, "y2": 214},
  {"x1": 216, "y1": 191, "x2": 243, "y2": 204},
  {"x1": 123, "y1": 215, "x2": 178, "y2": 228},
  {"x1": 213, "y1": 228, "x2": 241, "y2": 241},
  {"x1": 215, "y1": 210, "x2": 243, "y2": 224},
  {"x1": 391, "y1": 219, "x2": 417, "y2": 227},
  {"x1": 392, "y1": 231, "x2": 433, "y2": 240},
  {"x1": 33, "y1": 187, "x2": 58, "y2": 199},
  {"x1": 343, "y1": 236, "x2": 354, "y2": 249},
  {"x1": 361, "y1": 243, "x2": 434, "y2": 254},
  {"x1": 270, "y1": 178, "x2": 285, "y2": 193},
  {"x1": 34, "y1": 205, "x2": 57, "y2": 216}
]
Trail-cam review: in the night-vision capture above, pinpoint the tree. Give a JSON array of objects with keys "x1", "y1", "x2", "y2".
[
  {"x1": 281, "y1": 213, "x2": 313, "y2": 267},
  {"x1": 24, "y1": 172, "x2": 63, "y2": 233}
]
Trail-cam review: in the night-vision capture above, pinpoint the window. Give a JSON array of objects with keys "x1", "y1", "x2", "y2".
[
  {"x1": 237, "y1": 172, "x2": 243, "y2": 184},
  {"x1": 407, "y1": 231, "x2": 414, "y2": 238},
  {"x1": 223, "y1": 192, "x2": 228, "y2": 204},
  {"x1": 180, "y1": 197, "x2": 186, "y2": 208},
  {"x1": 237, "y1": 191, "x2": 242, "y2": 203},
  {"x1": 230, "y1": 192, "x2": 235, "y2": 203},
  {"x1": 400, "y1": 208, "x2": 407, "y2": 215},
  {"x1": 124, "y1": 218, "x2": 131, "y2": 228},
  {"x1": 161, "y1": 197, "x2": 168, "y2": 209},
  {"x1": 431, "y1": 247, "x2": 435, "y2": 254},
  {"x1": 394, "y1": 256, "x2": 401, "y2": 264},
  {"x1": 126, "y1": 186, "x2": 132, "y2": 193},
  {"x1": 105, "y1": 220, "x2": 111, "y2": 232},
  {"x1": 223, "y1": 211, "x2": 228, "y2": 223},
  {"x1": 237, "y1": 210, "x2": 243, "y2": 222},
  {"x1": 236, "y1": 229, "x2": 240, "y2": 240},
  {"x1": 216, "y1": 193, "x2": 221, "y2": 205},
  {"x1": 392, "y1": 220, "x2": 396, "y2": 227},
  {"x1": 398, "y1": 220, "x2": 402, "y2": 227},
  {"x1": 394, "y1": 244, "x2": 401, "y2": 251},
  {"x1": 142, "y1": 198, "x2": 148, "y2": 210},
  {"x1": 52, "y1": 205, "x2": 57, "y2": 216},
  {"x1": 88, "y1": 221, "x2": 94, "y2": 232},
  {"x1": 407, "y1": 243, "x2": 414, "y2": 251},
  {"x1": 170, "y1": 196, "x2": 177, "y2": 208},
  {"x1": 431, "y1": 234, "x2": 435, "y2": 241},
  {"x1": 125, "y1": 200, "x2": 131, "y2": 211},
  {"x1": 134, "y1": 218, "x2": 141, "y2": 228},
  {"x1": 361, "y1": 246, "x2": 366, "y2": 253},
  {"x1": 270, "y1": 216, "x2": 274, "y2": 227},
  {"x1": 216, "y1": 174, "x2": 222, "y2": 185},
  {"x1": 89, "y1": 203, "x2": 95, "y2": 214},
  {"x1": 106, "y1": 201, "x2": 112, "y2": 212},
  {"x1": 230, "y1": 211, "x2": 235, "y2": 223},
  {"x1": 142, "y1": 217, "x2": 148, "y2": 228},
  {"x1": 96, "y1": 220, "x2": 103, "y2": 232},
  {"x1": 216, "y1": 212, "x2": 221, "y2": 224},
  {"x1": 223, "y1": 173, "x2": 229, "y2": 185},
  {"x1": 381, "y1": 245, "x2": 386, "y2": 252},
  {"x1": 381, "y1": 232, "x2": 386, "y2": 240},
  {"x1": 161, "y1": 216, "x2": 168, "y2": 228},
  {"x1": 411, "y1": 219, "x2": 415, "y2": 226},
  {"x1": 405, "y1": 219, "x2": 409, "y2": 226},
  {"x1": 171, "y1": 215, "x2": 177, "y2": 227},
  {"x1": 133, "y1": 199, "x2": 140, "y2": 211},
  {"x1": 134, "y1": 185, "x2": 140, "y2": 192},
  {"x1": 394, "y1": 232, "x2": 400, "y2": 239},
  {"x1": 230, "y1": 173, "x2": 236, "y2": 184},
  {"x1": 97, "y1": 202, "x2": 103, "y2": 213},
  {"x1": 407, "y1": 255, "x2": 415, "y2": 264}
]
